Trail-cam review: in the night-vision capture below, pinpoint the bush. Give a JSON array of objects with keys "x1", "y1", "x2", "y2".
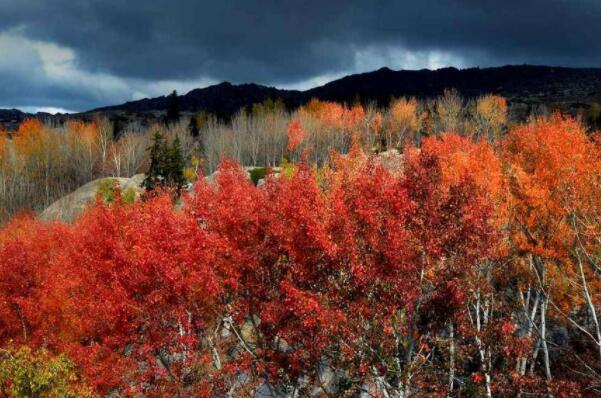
[
  {"x1": 0, "y1": 346, "x2": 92, "y2": 398},
  {"x1": 96, "y1": 179, "x2": 137, "y2": 205},
  {"x1": 248, "y1": 167, "x2": 267, "y2": 185},
  {"x1": 96, "y1": 179, "x2": 119, "y2": 203}
]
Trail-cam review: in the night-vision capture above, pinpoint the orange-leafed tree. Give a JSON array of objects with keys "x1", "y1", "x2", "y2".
[
  {"x1": 0, "y1": 129, "x2": 7, "y2": 155},
  {"x1": 11, "y1": 119, "x2": 61, "y2": 206},
  {"x1": 299, "y1": 99, "x2": 367, "y2": 135},
  {"x1": 419, "y1": 132, "x2": 509, "y2": 230},
  {"x1": 297, "y1": 99, "x2": 370, "y2": 164},
  {"x1": 503, "y1": 114, "x2": 601, "y2": 386},
  {"x1": 15, "y1": 118, "x2": 43, "y2": 141},
  {"x1": 13, "y1": 119, "x2": 46, "y2": 158}
]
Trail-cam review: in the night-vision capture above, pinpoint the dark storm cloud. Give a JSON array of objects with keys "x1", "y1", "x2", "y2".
[{"x1": 0, "y1": 0, "x2": 600, "y2": 111}]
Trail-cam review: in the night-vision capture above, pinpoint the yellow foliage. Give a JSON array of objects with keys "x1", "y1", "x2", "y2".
[
  {"x1": 184, "y1": 167, "x2": 197, "y2": 182},
  {"x1": 0, "y1": 345, "x2": 94, "y2": 398},
  {"x1": 379, "y1": 97, "x2": 423, "y2": 149},
  {"x1": 476, "y1": 94, "x2": 507, "y2": 141}
]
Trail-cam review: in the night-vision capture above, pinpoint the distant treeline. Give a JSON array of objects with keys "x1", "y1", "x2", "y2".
[{"x1": 2, "y1": 89, "x2": 599, "y2": 223}]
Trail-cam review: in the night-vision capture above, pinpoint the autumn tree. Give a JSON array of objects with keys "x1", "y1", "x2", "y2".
[
  {"x1": 4, "y1": 98, "x2": 601, "y2": 398},
  {"x1": 503, "y1": 114, "x2": 601, "y2": 388},
  {"x1": 429, "y1": 89, "x2": 465, "y2": 136},
  {"x1": 384, "y1": 97, "x2": 422, "y2": 150},
  {"x1": 475, "y1": 94, "x2": 508, "y2": 142},
  {"x1": 286, "y1": 118, "x2": 305, "y2": 156},
  {"x1": 402, "y1": 134, "x2": 503, "y2": 396},
  {"x1": 107, "y1": 132, "x2": 148, "y2": 178}
]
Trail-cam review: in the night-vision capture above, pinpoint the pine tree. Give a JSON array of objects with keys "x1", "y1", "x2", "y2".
[
  {"x1": 188, "y1": 116, "x2": 199, "y2": 138},
  {"x1": 166, "y1": 136, "x2": 186, "y2": 192},
  {"x1": 165, "y1": 90, "x2": 180, "y2": 126},
  {"x1": 143, "y1": 131, "x2": 186, "y2": 193},
  {"x1": 143, "y1": 131, "x2": 167, "y2": 191}
]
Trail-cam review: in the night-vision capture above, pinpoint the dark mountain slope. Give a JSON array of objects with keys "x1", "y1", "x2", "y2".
[
  {"x1": 4, "y1": 65, "x2": 601, "y2": 129},
  {"x1": 0, "y1": 109, "x2": 62, "y2": 131},
  {"x1": 88, "y1": 65, "x2": 601, "y2": 119},
  {"x1": 305, "y1": 65, "x2": 601, "y2": 105},
  {"x1": 94, "y1": 82, "x2": 303, "y2": 119}
]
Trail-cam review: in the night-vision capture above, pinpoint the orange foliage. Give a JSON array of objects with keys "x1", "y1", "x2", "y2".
[
  {"x1": 414, "y1": 133, "x2": 508, "y2": 228},
  {"x1": 300, "y1": 99, "x2": 366, "y2": 132},
  {"x1": 327, "y1": 137, "x2": 368, "y2": 184},
  {"x1": 17, "y1": 118, "x2": 43, "y2": 137},
  {"x1": 503, "y1": 115, "x2": 601, "y2": 310},
  {"x1": 503, "y1": 115, "x2": 600, "y2": 259},
  {"x1": 13, "y1": 119, "x2": 44, "y2": 154},
  {"x1": 0, "y1": 130, "x2": 7, "y2": 160},
  {"x1": 65, "y1": 120, "x2": 99, "y2": 143}
]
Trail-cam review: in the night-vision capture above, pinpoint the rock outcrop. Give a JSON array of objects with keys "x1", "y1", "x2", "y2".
[{"x1": 40, "y1": 174, "x2": 145, "y2": 223}]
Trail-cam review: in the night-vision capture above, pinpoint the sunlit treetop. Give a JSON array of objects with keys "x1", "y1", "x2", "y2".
[{"x1": 299, "y1": 99, "x2": 366, "y2": 132}]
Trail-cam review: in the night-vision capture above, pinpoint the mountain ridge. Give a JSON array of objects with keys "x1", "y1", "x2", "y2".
[
  {"x1": 88, "y1": 64, "x2": 601, "y2": 116},
  {"x1": 4, "y1": 64, "x2": 601, "y2": 129}
]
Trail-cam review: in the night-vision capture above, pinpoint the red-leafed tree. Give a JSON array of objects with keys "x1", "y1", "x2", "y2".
[
  {"x1": 401, "y1": 133, "x2": 502, "y2": 397},
  {"x1": 0, "y1": 194, "x2": 227, "y2": 397}
]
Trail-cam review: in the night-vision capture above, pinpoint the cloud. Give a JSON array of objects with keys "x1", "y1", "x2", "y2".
[
  {"x1": 17, "y1": 106, "x2": 76, "y2": 115},
  {"x1": 282, "y1": 46, "x2": 471, "y2": 91},
  {"x1": 0, "y1": 31, "x2": 217, "y2": 111},
  {"x1": 0, "y1": 31, "x2": 131, "y2": 110},
  {"x1": 0, "y1": 0, "x2": 600, "y2": 111}
]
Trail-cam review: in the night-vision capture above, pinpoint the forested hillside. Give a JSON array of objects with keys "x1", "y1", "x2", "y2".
[{"x1": 1, "y1": 91, "x2": 601, "y2": 396}]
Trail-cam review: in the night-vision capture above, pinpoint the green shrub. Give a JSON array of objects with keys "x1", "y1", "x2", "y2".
[
  {"x1": 96, "y1": 180, "x2": 137, "y2": 205},
  {"x1": 0, "y1": 346, "x2": 93, "y2": 398},
  {"x1": 280, "y1": 160, "x2": 296, "y2": 180},
  {"x1": 96, "y1": 179, "x2": 118, "y2": 203},
  {"x1": 248, "y1": 167, "x2": 267, "y2": 186},
  {"x1": 122, "y1": 187, "x2": 137, "y2": 204}
]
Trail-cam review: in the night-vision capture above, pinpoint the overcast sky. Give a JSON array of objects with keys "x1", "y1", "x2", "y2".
[{"x1": 1, "y1": 0, "x2": 599, "y2": 113}]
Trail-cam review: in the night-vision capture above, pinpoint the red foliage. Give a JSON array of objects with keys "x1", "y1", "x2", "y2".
[
  {"x1": 286, "y1": 119, "x2": 305, "y2": 152},
  {"x1": 0, "y1": 119, "x2": 596, "y2": 396}
]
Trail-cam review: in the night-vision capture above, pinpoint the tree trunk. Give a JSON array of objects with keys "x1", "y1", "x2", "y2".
[
  {"x1": 448, "y1": 322, "x2": 455, "y2": 397},
  {"x1": 475, "y1": 291, "x2": 492, "y2": 398},
  {"x1": 577, "y1": 252, "x2": 601, "y2": 366},
  {"x1": 540, "y1": 294, "x2": 552, "y2": 381},
  {"x1": 518, "y1": 288, "x2": 539, "y2": 375}
]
